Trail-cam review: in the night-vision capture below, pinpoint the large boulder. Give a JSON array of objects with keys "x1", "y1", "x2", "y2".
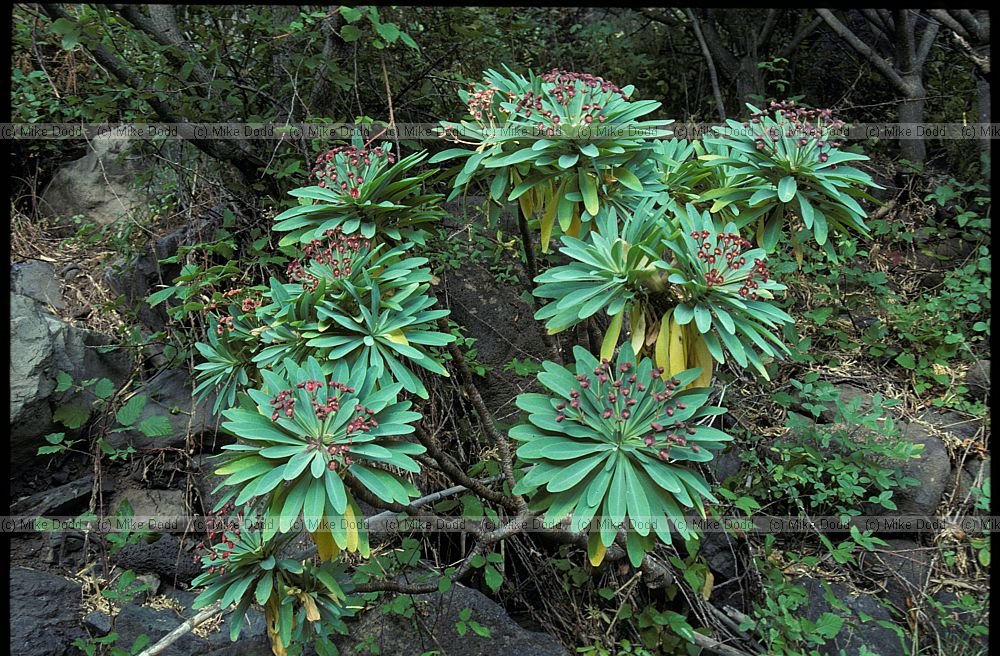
[
  {"x1": 335, "y1": 579, "x2": 568, "y2": 656},
  {"x1": 9, "y1": 567, "x2": 87, "y2": 656},
  {"x1": 9, "y1": 292, "x2": 132, "y2": 464},
  {"x1": 112, "y1": 532, "x2": 202, "y2": 586},
  {"x1": 11, "y1": 260, "x2": 65, "y2": 310},
  {"x1": 37, "y1": 133, "x2": 150, "y2": 228},
  {"x1": 886, "y1": 423, "x2": 951, "y2": 518},
  {"x1": 105, "y1": 368, "x2": 219, "y2": 451},
  {"x1": 103, "y1": 208, "x2": 223, "y2": 331},
  {"x1": 794, "y1": 577, "x2": 908, "y2": 656}
]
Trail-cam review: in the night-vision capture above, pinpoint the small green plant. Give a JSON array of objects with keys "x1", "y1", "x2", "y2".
[{"x1": 743, "y1": 387, "x2": 922, "y2": 520}]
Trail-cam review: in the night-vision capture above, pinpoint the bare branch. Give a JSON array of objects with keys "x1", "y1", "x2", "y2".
[
  {"x1": 777, "y1": 15, "x2": 823, "y2": 59},
  {"x1": 915, "y1": 19, "x2": 940, "y2": 69},
  {"x1": 756, "y1": 9, "x2": 779, "y2": 50},
  {"x1": 684, "y1": 8, "x2": 727, "y2": 121},
  {"x1": 816, "y1": 9, "x2": 907, "y2": 91}
]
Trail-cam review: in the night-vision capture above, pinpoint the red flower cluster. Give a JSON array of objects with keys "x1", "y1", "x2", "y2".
[
  {"x1": 195, "y1": 500, "x2": 243, "y2": 574},
  {"x1": 745, "y1": 100, "x2": 844, "y2": 164},
  {"x1": 270, "y1": 389, "x2": 297, "y2": 421},
  {"x1": 466, "y1": 84, "x2": 502, "y2": 122},
  {"x1": 510, "y1": 69, "x2": 624, "y2": 132},
  {"x1": 538, "y1": 69, "x2": 628, "y2": 101},
  {"x1": 346, "y1": 402, "x2": 378, "y2": 435},
  {"x1": 286, "y1": 227, "x2": 371, "y2": 291},
  {"x1": 312, "y1": 143, "x2": 395, "y2": 194},
  {"x1": 216, "y1": 315, "x2": 234, "y2": 335},
  {"x1": 692, "y1": 230, "x2": 771, "y2": 299},
  {"x1": 327, "y1": 443, "x2": 353, "y2": 470},
  {"x1": 208, "y1": 288, "x2": 263, "y2": 334}
]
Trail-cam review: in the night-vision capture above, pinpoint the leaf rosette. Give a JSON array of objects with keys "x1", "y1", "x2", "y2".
[
  {"x1": 273, "y1": 136, "x2": 446, "y2": 246},
  {"x1": 510, "y1": 344, "x2": 733, "y2": 567},
  {"x1": 656, "y1": 203, "x2": 793, "y2": 377},
  {"x1": 212, "y1": 356, "x2": 425, "y2": 554},
  {"x1": 702, "y1": 101, "x2": 880, "y2": 259}
]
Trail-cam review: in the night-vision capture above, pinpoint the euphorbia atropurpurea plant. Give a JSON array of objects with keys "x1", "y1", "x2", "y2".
[
  {"x1": 184, "y1": 71, "x2": 879, "y2": 656},
  {"x1": 532, "y1": 198, "x2": 793, "y2": 385},
  {"x1": 432, "y1": 66, "x2": 671, "y2": 250},
  {"x1": 701, "y1": 100, "x2": 880, "y2": 263}
]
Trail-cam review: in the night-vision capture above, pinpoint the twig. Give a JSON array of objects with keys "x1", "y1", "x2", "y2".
[{"x1": 136, "y1": 602, "x2": 222, "y2": 656}]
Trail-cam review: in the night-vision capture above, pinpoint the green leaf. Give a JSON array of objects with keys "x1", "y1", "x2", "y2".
[
  {"x1": 137, "y1": 416, "x2": 173, "y2": 438},
  {"x1": 115, "y1": 395, "x2": 148, "y2": 427},
  {"x1": 615, "y1": 168, "x2": 643, "y2": 192},
  {"x1": 53, "y1": 403, "x2": 90, "y2": 429},
  {"x1": 341, "y1": 25, "x2": 361, "y2": 42},
  {"x1": 55, "y1": 371, "x2": 74, "y2": 393},
  {"x1": 777, "y1": 176, "x2": 797, "y2": 203},
  {"x1": 93, "y1": 378, "x2": 116, "y2": 400},
  {"x1": 579, "y1": 169, "x2": 599, "y2": 216}
]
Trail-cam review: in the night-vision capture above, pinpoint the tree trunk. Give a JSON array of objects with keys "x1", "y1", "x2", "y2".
[
  {"x1": 977, "y1": 74, "x2": 991, "y2": 180},
  {"x1": 898, "y1": 76, "x2": 927, "y2": 163},
  {"x1": 735, "y1": 56, "x2": 766, "y2": 104}
]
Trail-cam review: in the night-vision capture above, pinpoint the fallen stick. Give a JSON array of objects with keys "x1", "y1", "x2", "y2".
[{"x1": 136, "y1": 601, "x2": 222, "y2": 656}]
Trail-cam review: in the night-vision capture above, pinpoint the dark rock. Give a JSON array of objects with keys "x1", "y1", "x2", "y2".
[
  {"x1": 949, "y1": 456, "x2": 991, "y2": 511},
  {"x1": 110, "y1": 599, "x2": 270, "y2": 656},
  {"x1": 335, "y1": 579, "x2": 569, "y2": 656},
  {"x1": 192, "y1": 453, "x2": 228, "y2": 514},
  {"x1": 38, "y1": 133, "x2": 151, "y2": 228},
  {"x1": 112, "y1": 532, "x2": 202, "y2": 585},
  {"x1": 915, "y1": 409, "x2": 983, "y2": 441},
  {"x1": 819, "y1": 384, "x2": 876, "y2": 423},
  {"x1": 11, "y1": 260, "x2": 64, "y2": 309},
  {"x1": 9, "y1": 292, "x2": 133, "y2": 464},
  {"x1": 9, "y1": 567, "x2": 87, "y2": 656},
  {"x1": 893, "y1": 434, "x2": 950, "y2": 517},
  {"x1": 106, "y1": 368, "x2": 219, "y2": 451},
  {"x1": 698, "y1": 531, "x2": 746, "y2": 610},
  {"x1": 83, "y1": 610, "x2": 113, "y2": 635},
  {"x1": 927, "y1": 590, "x2": 989, "y2": 652},
  {"x1": 440, "y1": 262, "x2": 548, "y2": 419},
  {"x1": 794, "y1": 577, "x2": 908, "y2": 656},
  {"x1": 103, "y1": 211, "x2": 222, "y2": 331},
  {"x1": 706, "y1": 444, "x2": 742, "y2": 484},
  {"x1": 964, "y1": 359, "x2": 990, "y2": 398},
  {"x1": 10, "y1": 475, "x2": 95, "y2": 516},
  {"x1": 866, "y1": 539, "x2": 931, "y2": 614}
]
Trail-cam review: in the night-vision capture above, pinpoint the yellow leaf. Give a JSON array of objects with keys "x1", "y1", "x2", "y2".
[
  {"x1": 630, "y1": 310, "x2": 646, "y2": 357},
  {"x1": 266, "y1": 597, "x2": 286, "y2": 656},
  {"x1": 690, "y1": 330, "x2": 714, "y2": 389},
  {"x1": 566, "y1": 204, "x2": 581, "y2": 238},
  {"x1": 299, "y1": 593, "x2": 321, "y2": 622},
  {"x1": 701, "y1": 570, "x2": 715, "y2": 600},
  {"x1": 540, "y1": 182, "x2": 560, "y2": 253},
  {"x1": 344, "y1": 503, "x2": 359, "y2": 553},
  {"x1": 654, "y1": 309, "x2": 673, "y2": 375},
  {"x1": 601, "y1": 309, "x2": 624, "y2": 363},
  {"x1": 310, "y1": 528, "x2": 339, "y2": 562},
  {"x1": 791, "y1": 229, "x2": 804, "y2": 269},
  {"x1": 588, "y1": 532, "x2": 607, "y2": 567},
  {"x1": 518, "y1": 192, "x2": 533, "y2": 221},
  {"x1": 383, "y1": 330, "x2": 409, "y2": 346},
  {"x1": 668, "y1": 317, "x2": 686, "y2": 378}
]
